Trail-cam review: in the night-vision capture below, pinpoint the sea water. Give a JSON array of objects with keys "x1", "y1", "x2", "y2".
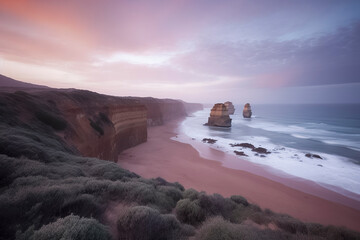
[{"x1": 177, "y1": 104, "x2": 360, "y2": 197}]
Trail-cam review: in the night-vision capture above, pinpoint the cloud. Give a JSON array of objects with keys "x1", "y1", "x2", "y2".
[
  {"x1": 0, "y1": 0, "x2": 359, "y2": 103},
  {"x1": 173, "y1": 21, "x2": 360, "y2": 88}
]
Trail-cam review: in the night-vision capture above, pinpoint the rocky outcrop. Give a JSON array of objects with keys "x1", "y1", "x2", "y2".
[
  {"x1": 206, "y1": 103, "x2": 232, "y2": 127},
  {"x1": 243, "y1": 103, "x2": 252, "y2": 118},
  {"x1": 224, "y1": 101, "x2": 235, "y2": 115}
]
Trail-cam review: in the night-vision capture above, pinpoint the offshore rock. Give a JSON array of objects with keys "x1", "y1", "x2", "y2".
[
  {"x1": 243, "y1": 103, "x2": 252, "y2": 118},
  {"x1": 206, "y1": 103, "x2": 232, "y2": 127},
  {"x1": 224, "y1": 101, "x2": 235, "y2": 115}
]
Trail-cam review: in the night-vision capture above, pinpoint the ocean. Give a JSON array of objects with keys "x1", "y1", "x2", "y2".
[{"x1": 177, "y1": 104, "x2": 360, "y2": 197}]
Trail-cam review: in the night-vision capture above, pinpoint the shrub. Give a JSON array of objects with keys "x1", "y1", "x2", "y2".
[
  {"x1": 195, "y1": 217, "x2": 238, "y2": 240},
  {"x1": 17, "y1": 214, "x2": 111, "y2": 240},
  {"x1": 157, "y1": 185, "x2": 183, "y2": 203},
  {"x1": 306, "y1": 223, "x2": 360, "y2": 240},
  {"x1": 183, "y1": 188, "x2": 200, "y2": 200},
  {"x1": 117, "y1": 206, "x2": 188, "y2": 240},
  {"x1": 196, "y1": 217, "x2": 292, "y2": 240},
  {"x1": 175, "y1": 199, "x2": 205, "y2": 225},
  {"x1": 35, "y1": 110, "x2": 67, "y2": 131},
  {"x1": 272, "y1": 214, "x2": 307, "y2": 234},
  {"x1": 249, "y1": 212, "x2": 271, "y2": 225},
  {"x1": 152, "y1": 177, "x2": 184, "y2": 191},
  {"x1": 230, "y1": 195, "x2": 249, "y2": 206},
  {"x1": 61, "y1": 194, "x2": 104, "y2": 218}
]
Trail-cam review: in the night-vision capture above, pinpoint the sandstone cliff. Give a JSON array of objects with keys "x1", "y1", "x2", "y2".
[
  {"x1": 0, "y1": 90, "x2": 147, "y2": 161},
  {"x1": 0, "y1": 85, "x2": 202, "y2": 161},
  {"x1": 206, "y1": 103, "x2": 232, "y2": 127},
  {"x1": 224, "y1": 101, "x2": 235, "y2": 115}
]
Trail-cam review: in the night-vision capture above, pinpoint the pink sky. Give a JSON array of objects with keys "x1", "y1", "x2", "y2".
[{"x1": 0, "y1": 0, "x2": 359, "y2": 103}]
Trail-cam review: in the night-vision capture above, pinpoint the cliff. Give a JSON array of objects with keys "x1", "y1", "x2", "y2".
[
  {"x1": 206, "y1": 103, "x2": 232, "y2": 127},
  {"x1": 0, "y1": 85, "x2": 202, "y2": 161},
  {"x1": 0, "y1": 90, "x2": 147, "y2": 161}
]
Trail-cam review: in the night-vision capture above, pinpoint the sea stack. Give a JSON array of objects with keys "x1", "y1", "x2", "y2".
[
  {"x1": 224, "y1": 101, "x2": 235, "y2": 115},
  {"x1": 207, "y1": 103, "x2": 232, "y2": 127},
  {"x1": 243, "y1": 103, "x2": 252, "y2": 118}
]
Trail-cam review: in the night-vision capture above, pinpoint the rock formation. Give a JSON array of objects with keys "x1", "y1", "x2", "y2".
[
  {"x1": 0, "y1": 81, "x2": 202, "y2": 162},
  {"x1": 224, "y1": 101, "x2": 235, "y2": 115},
  {"x1": 206, "y1": 103, "x2": 232, "y2": 127},
  {"x1": 243, "y1": 103, "x2": 252, "y2": 118}
]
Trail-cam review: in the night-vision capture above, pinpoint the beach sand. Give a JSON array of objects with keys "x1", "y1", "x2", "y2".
[{"x1": 117, "y1": 119, "x2": 360, "y2": 231}]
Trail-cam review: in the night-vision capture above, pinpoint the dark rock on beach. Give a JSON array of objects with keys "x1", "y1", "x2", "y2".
[
  {"x1": 202, "y1": 138, "x2": 217, "y2": 144},
  {"x1": 305, "y1": 153, "x2": 323, "y2": 159},
  {"x1": 230, "y1": 143, "x2": 255, "y2": 149},
  {"x1": 252, "y1": 147, "x2": 271, "y2": 154},
  {"x1": 234, "y1": 151, "x2": 248, "y2": 157}
]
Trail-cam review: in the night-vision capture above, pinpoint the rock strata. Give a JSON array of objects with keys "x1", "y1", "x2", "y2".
[
  {"x1": 243, "y1": 103, "x2": 252, "y2": 118},
  {"x1": 206, "y1": 103, "x2": 232, "y2": 127},
  {"x1": 224, "y1": 101, "x2": 235, "y2": 115}
]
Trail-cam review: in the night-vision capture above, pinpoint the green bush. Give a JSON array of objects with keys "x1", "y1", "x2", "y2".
[
  {"x1": 17, "y1": 214, "x2": 111, "y2": 240},
  {"x1": 230, "y1": 195, "x2": 249, "y2": 206},
  {"x1": 117, "y1": 206, "x2": 189, "y2": 240},
  {"x1": 35, "y1": 110, "x2": 67, "y2": 131},
  {"x1": 306, "y1": 223, "x2": 360, "y2": 240},
  {"x1": 183, "y1": 188, "x2": 200, "y2": 200},
  {"x1": 196, "y1": 217, "x2": 292, "y2": 240},
  {"x1": 61, "y1": 194, "x2": 104, "y2": 218},
  {"x1": 195, "y1": 217, "x2": 238, "y2": 240},
  {"x1": 272, "y1": 214, "x2": 307, "y2": 234},
  {"x1": 175, "y1": 199, "x2": 205, "y2": 225}
]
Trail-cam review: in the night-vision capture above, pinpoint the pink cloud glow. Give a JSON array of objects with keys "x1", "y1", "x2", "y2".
[{"x1": 0, "y1": 0, "x2": 359, "y2": 103}]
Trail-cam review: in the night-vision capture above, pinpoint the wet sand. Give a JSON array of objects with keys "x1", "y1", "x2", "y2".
[{"x1": 117, "y1": 119, "x2": 360, "y2": 231}]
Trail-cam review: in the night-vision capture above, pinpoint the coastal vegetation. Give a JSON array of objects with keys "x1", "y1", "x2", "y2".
[{"x1": 0, "y1": 91, "x2": 359, "y2": 240}]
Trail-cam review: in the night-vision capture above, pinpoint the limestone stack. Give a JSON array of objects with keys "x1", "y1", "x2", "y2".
[
  {"x1": 207, "y1": 103, "x2": 232, "y2": 127},
  {"x1": 243, "y1": 103, "x2": 252, "y2": 118},
  {"x1": 224, "y1": 101, "x2": 235, "y2": 115}
]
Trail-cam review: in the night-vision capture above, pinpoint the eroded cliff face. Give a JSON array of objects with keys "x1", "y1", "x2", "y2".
[
  {"x1": 0, "y1": 89, "x2": 202, "y2": 162},
  {"x1": 24, "y1": 90, "x2": 148, "y2": 161}
]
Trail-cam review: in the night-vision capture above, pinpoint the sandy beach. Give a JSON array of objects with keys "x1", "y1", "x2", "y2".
[{"x1": 118, "y1": 119, "x2": 360, "y2": 231}]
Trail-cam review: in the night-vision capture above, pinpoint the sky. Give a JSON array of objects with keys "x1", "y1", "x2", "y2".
[{"x1": 0, "y1": 0, "x2": 359, "y2": 104}]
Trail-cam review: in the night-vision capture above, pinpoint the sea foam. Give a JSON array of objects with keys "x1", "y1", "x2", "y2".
[{"x1": 176, "y1": 108, "x2": 360, "y2": 198}]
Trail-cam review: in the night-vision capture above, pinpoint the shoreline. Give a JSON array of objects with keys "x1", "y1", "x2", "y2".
[
  {"x1": 173, "y1": 130, "x2": 360, "y2": 206},
  {"x1": 117, "y1": 118, "x2": 360, "y2": 231}
]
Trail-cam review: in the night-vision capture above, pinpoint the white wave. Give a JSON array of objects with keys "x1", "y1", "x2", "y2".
[
  {"x1": 291, "y1": 134, "x2": 311, "y2": 139},
  {"x1": 179, "y1": 109, "x2": 360, "y2": 196}
]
